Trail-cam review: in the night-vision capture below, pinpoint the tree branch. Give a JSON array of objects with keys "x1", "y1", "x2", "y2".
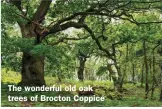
[
  {"x1": 82, "y1": 24, "x2": 112, "y2": 58},
  {"x1": 32, "y1": 0, "x2": 52, "y2": 23},
  {"x1": 46, "y1": 20, "x2": 112, "y2": 57},
  {"x1": 42, "y1": 0, "x2": 162, "y2": 40},
  {"x1": 47, "y1": 36, "x2": 90, "y2": 46},
  {"x1": 15, "y1": 13, "x2": 43, "y2": 27},
  {"x1": 48, "y1": 22, "x2": 85, "y2": 34}
]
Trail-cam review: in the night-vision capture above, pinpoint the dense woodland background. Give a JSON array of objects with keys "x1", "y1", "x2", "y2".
[{"x1": 1, "y1": 0, "x2": 162, "y2": 107}]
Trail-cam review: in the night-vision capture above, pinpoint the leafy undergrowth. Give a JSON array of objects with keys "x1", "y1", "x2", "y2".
[{"x1": 1, "y1": 69, "x2": 162, "y2": 107}]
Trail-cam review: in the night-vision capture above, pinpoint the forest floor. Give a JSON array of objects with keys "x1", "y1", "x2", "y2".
[{"x1": 1, "y1": 69, "x2": 162, "y2": 107}]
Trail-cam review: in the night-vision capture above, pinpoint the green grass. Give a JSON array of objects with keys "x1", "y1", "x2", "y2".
[{"x1": 1, "y1": 69, "x2": 162, "y2": 107}]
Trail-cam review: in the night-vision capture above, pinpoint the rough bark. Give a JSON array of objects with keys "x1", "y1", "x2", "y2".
[
  {"x1": 115, "y1": 64, "x2": 123, "y2": 90},
  {"x1": 32, "y1": 0, "x2": 52, "y2": 23},
  {"x1": 77, "y1": 56, "x2": 87, "y2": 81},
  {"x1": 107, "y1": 63, "x2": 119, "y2": 90},
  {"x1": 19, "y1": 52, "x2": 45, "y2": 86},
  {"x1": 107, "y1": 44, "x2": 122, "y2": 91},
  {"x1": 18, "y1": 24, "x2": 46, "y2": 86},
  {"x1": 112, "y1": 45, "x2": 122, "y2": 90},
  {"x1": 16, "y1": 0, "x2": 52, "y2": 86}
]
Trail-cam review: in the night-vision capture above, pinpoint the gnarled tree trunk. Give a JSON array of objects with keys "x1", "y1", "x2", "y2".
[
  {"x1": 107, "y1": 63, "x2": 119, "y2": 91},
  {"x1": 18, "y1": 24, "x2": 46, "y2": 86},
  {"x1": 77, "y1": 56, "x2": 87, "y2": 81},
  {"x1": 19, "y1": 52, "x2": 45, "y2": 86}
]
